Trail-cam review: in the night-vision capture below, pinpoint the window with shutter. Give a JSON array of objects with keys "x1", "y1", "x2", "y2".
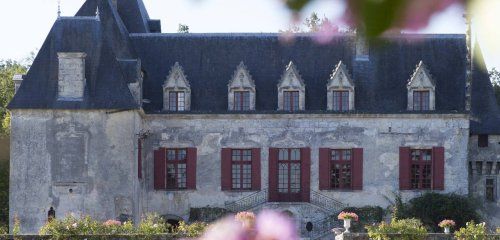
[
  {"x1": 221, "y1": 148, "x2": 261, "y2": 191},
  {"x1": 400, "y1": 147, "x2": 445, "y2": 190},
  {"x1": 154, "y1": 148, "x2": 196, "y2": 191}
]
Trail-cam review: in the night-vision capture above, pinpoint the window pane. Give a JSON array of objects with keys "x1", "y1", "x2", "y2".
[
  {"x1": 279, "y1": 149, "x2": 288, "y2": 161},
  {"x1": 167, "y1": 150, "x2": 176, "y2": 161},
  {"x1": 278, "y1": 163, "x2": 289, "y2": 193},
  {"x1": 177, "y1": 92, "x2": 185, "y2": 111},
  {"x1": 411, "y1": 150, "x2": 420, "y2": 161},
  {"x1": 284, "y1": 92, "x2": 291, "y2": 111},
  {"x1": 242, "y1": 164, "x2": 252, "y2": 189},
  {"x1": 232, "y1": 150, "x2": 241, "y2": 161},
  {"x1": 169, "y1": 92, "x2": 177, "y2": 111},
  {"x1": 242, "y1": 150, "x2": 252, "y2": 161},
  {"x1": 331, "y1": 150, "x2": 340, "y2": 161},
  {"x1": 422, "y1": 150, "x2": 431, "y2": 161},
  {"x1": 343, "y1": 150, "x2": 352, "y2": 161},
  {"x1": 290, "y1": 163, "x2": 301, "y2": 193},
  {"x1": 242, "y1": 91, "x2": 250, "y2": 110},
  {"x1": 232, "y1": 165, "x2": 241, "y2": 189},
  {"x1": 342, "y1": 91, "x2": 349, "y2": 111},
  {"x1": 292, "y1": 92, "x2": 299, "y2": 111},
  {"x1": 290, "y1": 149, "x2": 300, "y2": 161},
  {"x1": 178, "y1": 164, "x2": 187, "y2": 188},
  {"x1": 422, "y1": 91, "x2": 429, "y2": 110},
  {"x1": 167, "y1": 164, "x2": 176, "y2": 188}
]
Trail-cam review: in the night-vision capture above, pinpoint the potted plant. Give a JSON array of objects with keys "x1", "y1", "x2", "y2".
[
  {"x1": 337, "y1": 211, "x2": 359, "y2": 233},
  {"x1": 438, "y1": 219, "x2": 456, "y2": 234}
]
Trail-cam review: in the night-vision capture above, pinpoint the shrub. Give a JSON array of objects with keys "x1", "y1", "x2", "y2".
[
  {"x1": 366, "y1": 218, "x2": 427, "y2": 240},
  {"x1": 342, "y1": 206, "x2": 384, "y2": 233},
  {"x1": 39, "y1": 215, "x2": 105, "y2": 236},
  {"x1": 391, "y1": 192, "x2": 480, "y2": 232},
  {"x1": 174, "y1": 221, "x2": 208, "y2": 238},
  {"x1": 137, "y1": 213, "x2": 169, "y2": 234},
  {"x1": 454, "y1": 221, "x2": 487, "y2": 240}
]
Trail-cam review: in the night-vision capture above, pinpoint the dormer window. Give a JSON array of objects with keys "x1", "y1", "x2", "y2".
[
  {"x1": 332, "y1": 90, "x2": 349, "y2": 111},
  {"x1": 163, "y1": 62, "x2": 191, "y2": 111},
  {"x1": 413, "y1": 90, "x2": 430, "y2": 111},
  {"x1": 278, "y1": 61, "x2": 305, "y2": 111},
  {"x1": 228, "y1": 62, "x2": 256, "y2": 111},
  {"x1": 169, "y1": 91, "x2": 186, "y2": 111},
  {"x1": 407, "y1": 61, "x2": 435, "y2": 111},
  {"x1": 327, "y1": 61, "x2": 355, "y2": 111},
  {"x1": 234, "y1": 91, "x2": 250, "y2": 111},
  {"x1": 283, "y1": 91, "x2": 300, "y2": 111}
]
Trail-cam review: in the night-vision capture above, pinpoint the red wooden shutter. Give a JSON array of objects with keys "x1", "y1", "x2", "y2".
[
  {"x1": 319, "y1": 148, "x2": 330, "y2": 190},
  {"x1": 221, "y1": 148, "x2": 232, "y2": 191},
  {"x1": 186, "y1": 148, "x2": 197, "y2": 190},
  {"x1": 399, "y1": 147, "x2": 411, "y2": 190},
  {"x1": 154, "y1": 148, "x2": 166, "y2": 190},
  {"x1": 432, "y1": 147, "x2": 445, "y2": 190},
  {"x1": 268, "y1": 148, "x2": 279, "y2": 202},
  {"x1": 251, "y1": 148, "x2": 261, "y2": 190},
  {"x1": 352, "y1": 148, "x2": 363, "y2": 190},
  {"x1": 301, "y1": 148, "x2": 311, "y2": 202}
]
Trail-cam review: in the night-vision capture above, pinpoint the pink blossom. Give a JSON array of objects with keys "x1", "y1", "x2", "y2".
[
  {"x1": 103, "y1": 219, "x2": 122, "y2": 226},
  {"x1": 200, "y1": 216, "x2": 246, "y2": 240},
  {"x1": 255, "y1": 210, "x2": 299, "y2": 240},
  {"x1": 338, "y1": 211, "x2": 359, "y2": 222},
  {"x1": 313, "y1": 21, "x2": 340, "y2": 44},
  {"x1": 439, "y1": 219, "x2": 456, "y2": 228},
  {"x1": 235, "y1": 211, "x2": 256, "y2": 230}
]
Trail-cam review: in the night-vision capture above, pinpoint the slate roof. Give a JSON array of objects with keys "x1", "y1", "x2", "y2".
[
  {"x1": 131, "y1": 33, "x2": 467, "y2": 113},
  {"x1": 8, "y1": 0, "x2": 500, "y2": 133},
  {"x1": 470, "y1": 43, "x2": 500, "y2": 134}
]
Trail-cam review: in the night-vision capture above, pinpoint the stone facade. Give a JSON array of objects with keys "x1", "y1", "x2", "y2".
[
  {"x1": 468, "y1": 134, "x2": 500, "y2": 227},
  {"x1": 9, "y1": 110, "x2": 471, "y2": 233},
  {"x1": 9, "y1": 110, "x2": 141, "y2": 233}
]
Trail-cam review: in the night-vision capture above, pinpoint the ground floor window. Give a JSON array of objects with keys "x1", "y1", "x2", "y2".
[
  {"x1": 330, "y1": 149, "x2": 352, "y2": 189},
  {"x1": 486, "y1": 178, "x2": 495, "y2": 202},
  {"x1": 410, "y1": 149, "x2": 432, "y2": 190}
]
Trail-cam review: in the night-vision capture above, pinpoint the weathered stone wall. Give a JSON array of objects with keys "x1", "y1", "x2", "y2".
[
  {"x1": 141, "y1": 114, "x2": 470, "y2": 221},
  {"x1": 468, "y1": 134, "x2": 500, "y2": 228},
  {"x1": 9, "y1": 110, "x2": 142, "y2": 233}
]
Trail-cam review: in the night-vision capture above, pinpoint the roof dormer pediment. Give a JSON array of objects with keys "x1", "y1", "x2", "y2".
[
  {"x1": 327, "y1": 61, "x2": 355, "y2": 90},
  {"x1": 228, "y1": 62, "x2": 255, "y2": 91},
  {"x1": 407, "y1": 61, "x2": 435, "y2": 90},
  {"x1": 164, "y1": 62, "x2": 190, "y2": 90},
  {"x1": 278, "y1": 61, "x2": 305, "y2": 91}
]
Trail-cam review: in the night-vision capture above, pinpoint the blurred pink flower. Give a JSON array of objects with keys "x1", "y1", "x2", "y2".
[
  {"x1": 200, "y1": 216, "x2": 246, "y2": 240},
  {"x1": 255, "y1": 210, "x2": 298, "y2": 240},
  {"x1": 313, "y1": 21, "x2": 340, "y2": 44},
  {"x1": 103, "y1": 219, "x2": 122, "y2": 226},
  {"x1": 402, "y1": 0, "x2": 461, "y2": 30}
]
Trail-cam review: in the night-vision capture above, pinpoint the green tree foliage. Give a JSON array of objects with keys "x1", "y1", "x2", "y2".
[
  {"x1": 177, "y1": 24, "x2": 189, "y2": 33},
  {"x1": 489, "y1": 67, "x2": 500, "y2": 106},
  {"x1": 0, "y1": 160, "x2": 8, "y2": 227},
  {"x1": 0, "y1": 60, "x2": 27, "y2": 136},
  {"x1": 392, "y1": 193, "x2": 480, "y2": 232}
]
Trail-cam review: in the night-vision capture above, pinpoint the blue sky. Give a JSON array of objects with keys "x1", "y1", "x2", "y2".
[{"x1": 0, "y1": 0, "x2": 498, "y2": 70}]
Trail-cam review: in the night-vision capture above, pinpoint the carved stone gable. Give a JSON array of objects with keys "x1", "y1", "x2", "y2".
[
  {"x1": 164, "y1": 62, "x2": 190, "y2": 90},
  {"x1": 407, "y1": 61, "x2": 435, "y2": 90},
  {"x1": 228, "y1": 62, "x2": 255, "y2": 90},
  {"x1": 163, "y1": 62, "x2": 191, "y2": 111},
  {"x1": 228, "y1": 62, "x2": 256, "y2": 110},
  {"x1": 327, "y1": 61, "x2": 355, "y2": 111},
  {"x1": 327, "y1": 61, "x2": 355, "y2": 89},
  {"x1": 407, "y1": 61, "x2": 436, "y2": 110},
  {"x1": 278, "y1": 61, "x2": 305, "y2": 91},
  {"x1": 277, "y1": 61, "x2": 306, "y2": 110}
]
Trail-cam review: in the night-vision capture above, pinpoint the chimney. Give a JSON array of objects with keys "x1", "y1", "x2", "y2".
[
  {"x1": 13, "y1": 74, "x2": 24, "y2": 94},
  {"x1": 57, "y1": 52, "x2": 87, "y2": 101},
  {"x1": 355, "y1": 27, "x2": 369, "y2": 61}
]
